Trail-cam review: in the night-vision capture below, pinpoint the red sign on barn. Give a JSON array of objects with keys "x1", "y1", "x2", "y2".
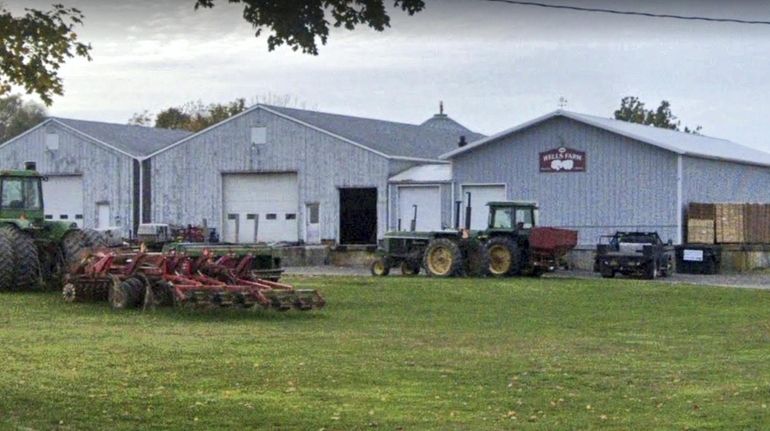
[{"x1": 539, "y1": 147, "x2": 586, "y2": 173}]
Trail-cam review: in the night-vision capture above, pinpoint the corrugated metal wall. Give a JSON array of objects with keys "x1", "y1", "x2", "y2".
[
  {"x1": 149, "y1": 108, "x2": 394, "y2": 243},
  {"x1": 682, "y1": 156, "x2": 770, "y2": 204},
  {"x1": 0, "y1": 122, "x2": 134, "y2": 233},
  {"x1": 450, "y1": 117, "x2": 679, "y2": 244}
]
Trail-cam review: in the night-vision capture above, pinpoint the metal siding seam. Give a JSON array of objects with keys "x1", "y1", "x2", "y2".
[{"x1": 676, "y1": 154, "x2": 683, "y2": 244}]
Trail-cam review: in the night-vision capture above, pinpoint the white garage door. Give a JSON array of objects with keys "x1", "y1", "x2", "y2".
[
  {"x1": 461, "y1": 184, "x2": 506, "y2": 230},
  {"x1": 43, "y1": 176, "x2": 84, "y2": 227},
  {"x1": 223, "y1": 173, "x2": 299, "y2": 243},
  {"x1": 398, "y1": 186, "x2": 441, "y2": 231}
]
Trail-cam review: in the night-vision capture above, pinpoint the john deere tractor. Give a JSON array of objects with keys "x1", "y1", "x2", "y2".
[
  {"x1": 0, "y1": 164, "x2": 105, "y2": 291},
  {"x1": 372, "y1": 197, "x2": 577, "y2": 277}
]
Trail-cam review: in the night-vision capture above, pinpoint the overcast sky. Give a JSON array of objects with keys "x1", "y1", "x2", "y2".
[{"x1": 7, "y1": 0, "x2": 770, "y2": 152}]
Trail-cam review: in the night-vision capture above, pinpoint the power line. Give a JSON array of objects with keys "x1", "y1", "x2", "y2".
[{"x1": 485, "y1": 0, "x2": 770, "y2": 25}]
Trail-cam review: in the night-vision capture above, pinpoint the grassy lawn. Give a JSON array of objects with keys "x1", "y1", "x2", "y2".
[{"x1": 1, "y1": 276, "x2": 769, "y2": 430}]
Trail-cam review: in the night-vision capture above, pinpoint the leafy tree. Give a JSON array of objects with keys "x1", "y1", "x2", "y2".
[
  {"x1": 194, "y1": 0, "x2": 426, "y2": 54},
  {"x1": 154, "y1": 107, "x2": 194, "y2": 131},
  {"x1": 614, "y1": 97, "x2": 701, "y2": 134},
  {"x1": 127, "y1": 110, "x2": 153, "y2": 127},
  {"x1": 132, "y1": 98, "x2": 248, "y2": 132},
  {"x1": 131, "y1": 94, "x2": 309, "y2": 131},
  {"x1": 0, "y1": 94, "x2": 47, "y2": 143},
  {"x1": 0, "y1": 5, "x2": 91, "y2": 105}
]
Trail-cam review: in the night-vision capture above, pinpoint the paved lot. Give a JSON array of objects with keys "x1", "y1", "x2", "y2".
[{"x1": 285, "y1": 266, "x2": 770, "y2": 289}]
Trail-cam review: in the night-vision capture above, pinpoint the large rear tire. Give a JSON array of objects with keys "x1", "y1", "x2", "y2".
[
  {"x1": 461, "y1": 239, "x2": 489, "y2": 277},
  {"x1": 485, "y1": 237, "x2": 522, "y2": 277},
  {"x1": 0, "y1": 225, "x2": 41, "y2": 291},
  {"x1": 61, "y1": 229, "x2": 107, "y2": 270},
  {"x1": 423, "y1": 238, "x2": 462, "y2": 277},
  {"x1": 0, "y1": 228, "x2": 15, "y2": 291}
]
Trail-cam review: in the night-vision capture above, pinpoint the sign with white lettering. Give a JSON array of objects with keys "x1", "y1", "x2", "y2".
[
  {"x1": 539, "y1": 147, "x2": 586, "y2": 173},
  {"x1": 683, "y1": 249, "x2": 704, "y2": 262}
]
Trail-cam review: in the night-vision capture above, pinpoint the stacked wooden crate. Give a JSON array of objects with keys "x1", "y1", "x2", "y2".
[
  {"x1": 715, "y1": 204, "x2": 745, "y2": 243},
  {"x1": 744, "y1": 204, "x2": 770, "y2": 243},
  {"x1": 687, "y1": 203, "x2": 716, "y2": 244},
  {"x1": 687, "y1": 202, "x2": 770, "y2": 244}
]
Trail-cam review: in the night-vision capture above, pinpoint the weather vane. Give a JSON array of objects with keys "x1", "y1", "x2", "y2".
[{"x1": 558, "y1": 97, "x2": 568, "y2": 109}]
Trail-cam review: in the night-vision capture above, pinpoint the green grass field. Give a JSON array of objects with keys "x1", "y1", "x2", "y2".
[{"x1": 1, "y1": 276, "x2": 769, "y2": 430}]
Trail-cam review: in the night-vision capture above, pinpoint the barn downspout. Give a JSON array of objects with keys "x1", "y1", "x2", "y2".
[
  {"x1": 450, "y1": 180, "x2": 456, "y2": 229},
  {"x1": 138, "y1": 158, "x2": 144, "y2": 225},
  {"x1": 676, "y1": 154, "x2": 683, "y2": 245}
]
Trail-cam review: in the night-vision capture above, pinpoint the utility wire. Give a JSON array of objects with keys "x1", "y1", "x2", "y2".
[{"x1": 485, "y1": 0, "x2": 770, "y2": 25}]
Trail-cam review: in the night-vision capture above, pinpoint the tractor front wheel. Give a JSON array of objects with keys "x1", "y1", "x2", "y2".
[
  {"x1": 370, "y1": 258, "x2": 390, "y2": 276},
  {"x1": 485, "y1": 237, "x2": 522, "y2": 277},
  {"x1": 423, "y1": 238, "x2": 462, "y2": 277}
]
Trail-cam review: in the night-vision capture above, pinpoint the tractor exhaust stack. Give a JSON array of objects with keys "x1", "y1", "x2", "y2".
[{"x1": 464, "y1": 192, "x2": 472, "y2": 230}]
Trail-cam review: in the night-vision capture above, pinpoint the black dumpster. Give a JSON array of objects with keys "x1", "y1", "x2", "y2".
[{"x1": 675, "y1": 245, "x2": 721, "y2": 274}]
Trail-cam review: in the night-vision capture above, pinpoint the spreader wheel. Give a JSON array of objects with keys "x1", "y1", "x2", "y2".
[
  {"x1": 109, "y1": 277, "x2": 145, "y2": 309},
  {"x1": 485, "y1": 237, "x2": 521, "y2": 277},
  {"x1": 400, "y1": 261, "x2": 420, "y2": 276},
  {"x1": 370, "y1": 258, "x2": 390, "y2": 276},
  {"x1": 62, "y1": 283, "x2": 77, "y2": 302},
  {"x1": 423, "y1": 238, "x2": 462, "y2": 277}
]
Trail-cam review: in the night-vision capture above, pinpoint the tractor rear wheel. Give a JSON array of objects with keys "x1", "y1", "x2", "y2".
[
  {"x1": 485, "y1": 237, "x2": 522, "y2": 277},
  {"x1": 0, "y1": 228, "x2": 14, "y2": 291},
  {"x1": 61, "y1": 229, "x2": 107, "y2": 270},
  {"x1": 109, "y1": 277, "x2": 145, "y2": 309},
  {"x1": 461, "y1": 239, "x2": 489, "y2": 277},
  {"x1": 423, "y1": 238, "x2": 462, "y2": 277},
  {"x1": 0, "y1": 225, "x2": 41, "y2": 291}
]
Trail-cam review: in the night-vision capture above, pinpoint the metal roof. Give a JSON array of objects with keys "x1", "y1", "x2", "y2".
[
  {"x1": 263, "y1": 105, "x2": 485, "y2": 160},
  {"x1": 51, "y1": 117, "x2": 193, "y2": 158},
  {"x1": 389, "y1": 163, "x2": 452, "y2": 183},
  {"x1": 441, "y1": 110, "x2": 770, "y2": 167}
]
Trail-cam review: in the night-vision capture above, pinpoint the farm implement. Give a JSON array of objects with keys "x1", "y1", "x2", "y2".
[
  {"x1": 373, "y1": 199, "x2": 578, "y2": 277},
  {"x1": 62, "y1": 248, "x2": 325, "y2": 311}
]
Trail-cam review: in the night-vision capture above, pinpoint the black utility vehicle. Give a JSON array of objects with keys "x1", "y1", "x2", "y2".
[{"x1": 594, "y1": 232, "x2": 674, "y2": 279}]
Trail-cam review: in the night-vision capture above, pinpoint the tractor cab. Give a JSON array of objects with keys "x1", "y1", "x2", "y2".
[
  {"x1": 486, "y1": 201, "x2": 538, "y2": 233},
  {"x1": 0, "y1": 167, "x2": 45, "y2": 224}
]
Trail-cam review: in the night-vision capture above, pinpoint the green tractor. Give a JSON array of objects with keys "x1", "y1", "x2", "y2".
[
  {"x1": 372, "y1": 197, "x2": 578, "y2": 277},
  {"x1": 0, "y1": 163, "x2": 106, "y2": 291}
]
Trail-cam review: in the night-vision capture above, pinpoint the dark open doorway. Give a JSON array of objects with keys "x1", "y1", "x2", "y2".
[{"x1": 339, "y1": 187, "x2": 377, "y2": 245}]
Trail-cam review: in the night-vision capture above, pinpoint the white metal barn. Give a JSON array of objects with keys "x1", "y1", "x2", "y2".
[
  {"x1": 147, "y1": 104, "x2": 481, "y2": 245},
  {"x1": 0, "y1": 118, "x2": 190, "y2": 235},
  {"x1": 438, "y1": 110, "x2": 770, "y2": 245}
]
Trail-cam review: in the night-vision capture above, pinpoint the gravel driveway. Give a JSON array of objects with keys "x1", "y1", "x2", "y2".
[{"x1": 285, "y1": 266, "x2": 770, "y2": 289}]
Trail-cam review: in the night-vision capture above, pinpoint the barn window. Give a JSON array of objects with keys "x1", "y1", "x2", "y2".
[
  {"x1": 250, "y1": 127, "x2": 267, "y2": 146},
  {"x1": 266, "y1": 213, "x2": 277, "y2": 220},
  {"x1": 285, "y1": 213, "x2": 297, "y2": 220},
  {"x1": 45, "y1": 133, "x2": 59, "y2": 151}
]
